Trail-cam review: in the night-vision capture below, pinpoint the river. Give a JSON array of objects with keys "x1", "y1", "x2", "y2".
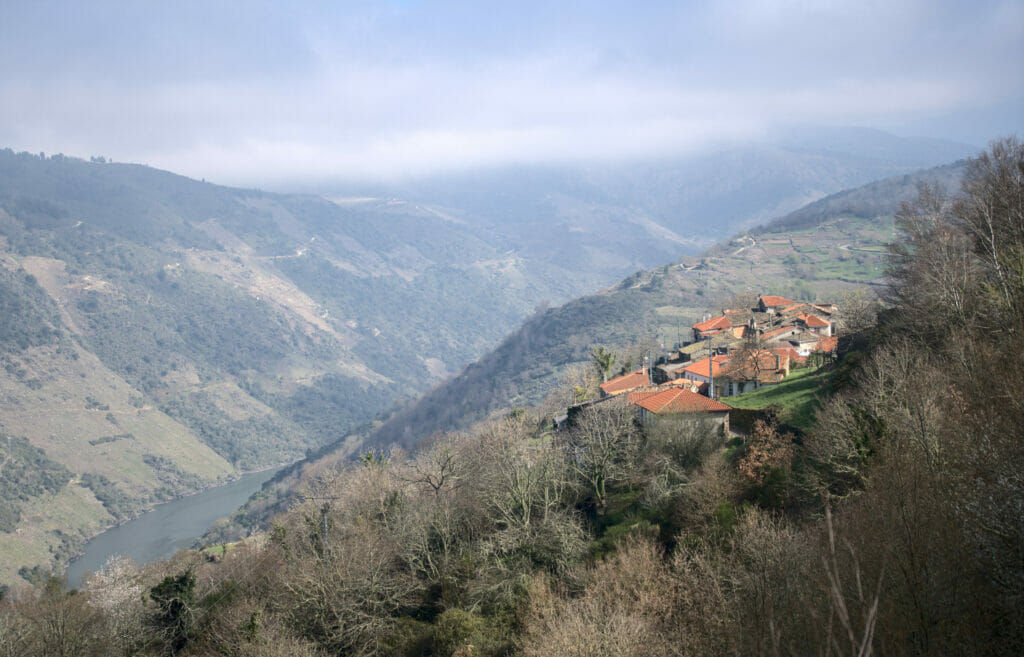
[{"x1": 65, "y1": 466, "x2": 285, "y2": 587}]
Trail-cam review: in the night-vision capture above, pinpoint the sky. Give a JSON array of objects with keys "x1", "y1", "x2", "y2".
[{"x1": 1, "y1": 0, "x2": 1021, "y2": 186}]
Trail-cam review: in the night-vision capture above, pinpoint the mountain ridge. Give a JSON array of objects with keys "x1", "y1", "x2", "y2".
[
  {"x1": 362, "y1": 159, "x2": 968, "y2": 450},
  {"x1": 0, "y1": 132, "x2": 975, "y2": 582}
]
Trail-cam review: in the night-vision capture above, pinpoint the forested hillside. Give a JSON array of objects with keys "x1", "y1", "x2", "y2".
[
  {"x1": 1, "y1": 138, "x2": 1018, "y2": 657},
  {"x1": 365, "y1": 160, "x2": 966, "y2": 449},
  {"x1": 0, "y1": 134, "x2": 972, "y2": 584},
  {"x1": 202, "y1": 159, "x2": 965, "y2": 548},
  {"x1": 0, "y1": 150, "x2": 664, "y2": 583}
]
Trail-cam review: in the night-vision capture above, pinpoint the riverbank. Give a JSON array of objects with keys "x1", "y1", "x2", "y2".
[{"x1": 64, "y1": 464, "x2": 289, "y2": 587}]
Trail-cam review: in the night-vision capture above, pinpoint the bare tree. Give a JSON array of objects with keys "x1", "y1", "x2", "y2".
[
  {"x1": 834, "y1": 290, "x2": 880, "y2": 337},
  {"x1": 396, "y1": 432, "x2": 466, "y2": 499},
  {"x1": 542, "y1": 362, "x2": 601, "y2": 411},
  {"x1": 569, "y1": 398, "x2": 641, "y2": 511},
  {"x1": 478, "y1": 413, "x2": 574, "y2": 530},
  {"x1": 0, "y1": 600, "x2": 31, "y2": 657},
  {"x1": 393, "y1": 434, "x2": 489, "y2": 587},
  {"x1": 954, "y1": 136, "x2": 1024, "y2": 317},
  {"x1": 724, "y1": 288, "x2": 761, "y2": 312},
  {"x1": 14, "y1": 576, "x2": 109, "y2": 657},
  {"x1": 889, "y1": 182, "x2": 982, "y2": 340},
  {"x1": 519, "y1": 537, "x2": 732, "y2": 657},
  {"x1": 279, "y1": 511, "x2": 420, "y2": 655}
]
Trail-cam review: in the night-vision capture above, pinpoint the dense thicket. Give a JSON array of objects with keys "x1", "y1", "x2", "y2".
[
  {"x1": 0, "y1": 268, "x2": 63, "y2": 353},
  {"x1": 1, "y1": 139, "x2": 1020, "y2": 656},
  {"x1": 0, "y1": 437, "x2": 71, "y2": 532}
]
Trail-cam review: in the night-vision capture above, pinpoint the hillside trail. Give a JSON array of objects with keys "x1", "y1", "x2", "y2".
[{"x1": 732, "y1": 236, "x2": 758, "y2": 256}]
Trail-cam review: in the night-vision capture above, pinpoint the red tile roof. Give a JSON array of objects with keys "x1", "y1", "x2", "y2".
[
  {"x1": 774, "y1": 346, "x2": 806, "y2": 364},
  {"x1": 721, "y1": 350, "x2": 787, "y2": 382},
  {"x1": 815, "y1": 336, "x2": 839, "y2": 353},
  {"x1": 666, "y1": 378, "x2": 700, "y2": 391},
  {"x1": 800, "y1": 313, "x2": 830, "y2": 328},
  {"x1": 634, "y1": 387, "x2": 731, "y2": 414},
  {"x1": 625, "y1": 379, "x2": 701, "y2": 404},
  {"x1": 760, "y1": 295, "x2": 797, "y2": 308},
  {"x1": 626, "y1": 389, "x2": 663, "y2": 404},
  {"x1": 692, "y1": 314, "x2": 732, "y2": 332},
  {"x1": 600, "y1": 370, "x2": 650, "y2": 396},
  {"x1": 681, "y1": 355, "x2": 730, "y2": 379}
]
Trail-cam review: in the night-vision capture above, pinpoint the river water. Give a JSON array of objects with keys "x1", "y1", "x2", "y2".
[{"x1": 65, "y1": 466, "x2": 285, "y2": 587}]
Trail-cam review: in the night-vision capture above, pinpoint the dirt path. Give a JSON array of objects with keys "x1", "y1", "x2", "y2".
[{"x1": 732, "y1": 236, "x2": 757, "y2": 256}]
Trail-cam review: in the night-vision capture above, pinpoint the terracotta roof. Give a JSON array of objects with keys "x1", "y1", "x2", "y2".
[
  {"x1": 759, "y1": 295, "x2": 797, "y2": 308},
  {"x1": 693, "y1": 314, "x2": 732, "y2": 332},
  {"x1": 634, "y1": 387, "x2": 731, "y2": 414},
  {"x1": 626, "y1": 379, "x2": 700, "y2": 404},
  {"x1": 722, "y1": 350, "x2": 787, "y2": 382},
  {"x1": 626, "y1": 389, "x2": 663, "y2": 404},
  {"x1": 800, "y1": 313, "x2": 830, "y2": 328},
  {"x1": 815, "y1": 336, "x2": 839, "y2": 353},
  {"x1": 600, "y1": 370, "x2": 650, "y2": 395},
  {"x1": 666, "y1": 378, "x2": 700, "y2": 391},
  {"x1": 774, "y1": 346, "x2": 806, "y2": 363},
  {"x1": 682, "y1": 355, "x2": 730, "y2": 378}
]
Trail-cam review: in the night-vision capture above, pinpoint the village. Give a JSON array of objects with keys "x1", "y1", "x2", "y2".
[{"x1": 560, "y1": 294, "x2": 840, "y2": 433}]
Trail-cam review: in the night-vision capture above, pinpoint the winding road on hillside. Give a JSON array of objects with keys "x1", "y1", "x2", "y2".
[
  {"x1": 732, "y1": 236, "x2": 758, "y2": 256},
  {"x1": 840, "y1": 243, "x2": 888, "y2": 253}
]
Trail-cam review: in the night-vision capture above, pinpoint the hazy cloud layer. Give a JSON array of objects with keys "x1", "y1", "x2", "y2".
[{"x1": 1, "y1": 0, "x2": 1021, "y2": 184}]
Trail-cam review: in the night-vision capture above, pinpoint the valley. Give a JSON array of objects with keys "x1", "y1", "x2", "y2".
[
  {"x1": 362, "y1": 160, "x2": 965, "y2": 450},
  {"x1": 201, "y1": 159, "x2": 965, "y2": 546},
  {"x1": 0, "y1": 140, "x2": 971, "y2": 584},
  {"x1": 0, "y1": 2, "x2": 1017, "y2": 653}
]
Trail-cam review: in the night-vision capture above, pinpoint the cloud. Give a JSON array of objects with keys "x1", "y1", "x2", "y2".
[{"x1": 0, "y1": 1, "x2": 1020, "y2": 184}]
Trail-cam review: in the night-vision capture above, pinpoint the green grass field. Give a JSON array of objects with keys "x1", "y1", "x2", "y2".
[{"x1": 724, "y1": 367, "x2": 832, "y2": 430}]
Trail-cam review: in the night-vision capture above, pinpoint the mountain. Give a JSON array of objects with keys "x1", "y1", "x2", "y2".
[
  {"x1": 314, "y1": 127, "x2": 976, "y2": 252},
  {"x1": 0, "y1": 129, "x2": 974, "y2": 583},
  {"x1": 4, "y1": 139, "x2": 1019, "y2": 657},
  {"x1": 199, "y1": 157, "x2": 970, "y2": 548},
  {"x1": 362, "y1": 160, "x2": 968, "y2": 449},
  {"x1": 0, "y1": 150, "x2": 632, "y2": 582}
]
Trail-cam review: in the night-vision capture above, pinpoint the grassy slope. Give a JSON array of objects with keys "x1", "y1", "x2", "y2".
[
  {"x1": 366, "y1": 222, "x2": 885, "y2": 449},
  {"x1": 0, "y1": 152, "x2": 612, "y2": 584},
  {"x1": 0, "y1": 151, "x2": 965, "y2": 583},
  {"x1": 366, "y1": 161, "x2": 965, "y2": 449},
  {"x1": 724, "y1": 367, "x2": 832, "y2": 431},
  {"x1": 201, "y1": 160, "x2": 966, "y2": 545}
]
